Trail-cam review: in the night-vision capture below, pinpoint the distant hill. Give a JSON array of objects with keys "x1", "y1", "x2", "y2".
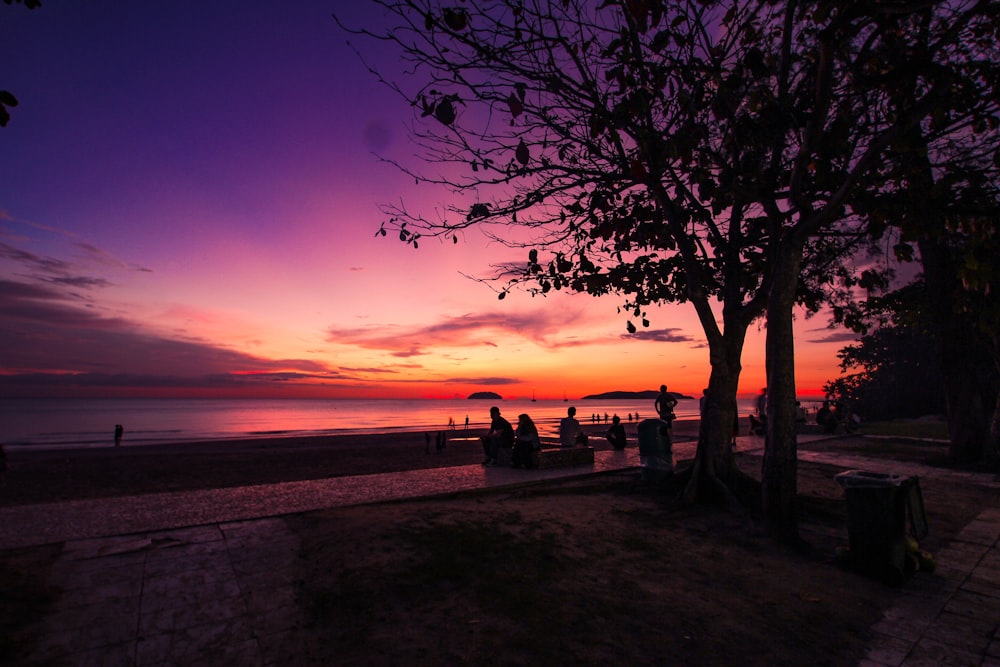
[
  {"x1": 582, "y1": 390, "x2": 694, "y2": 400},
  {"x1": 468, "y1": 391, "x2": 502, "y2": 400}
]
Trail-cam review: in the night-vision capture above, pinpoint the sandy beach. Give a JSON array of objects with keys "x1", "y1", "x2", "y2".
[{"x1": 0, "y1": 419, "x2": 701, "y2": 506}]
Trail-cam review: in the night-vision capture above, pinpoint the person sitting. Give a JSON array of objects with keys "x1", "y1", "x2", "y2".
[
  {"x1": 748, "y1": 414, "x2": 765, "y2": 436},
  {"x1": 481, "y1": 406, "x2": 514, "y2": 465},
  {"x1": 605, "y1": 414, "x2": 627, "y2": 450},
  {"x1": 559, "y1": 406, "x2": 584, "y2": 448},
  {"x1": 816, "y1": 401, "x2": 841, "y2": 434},
  {"x1": 512, "y1": 413, "x2": 542, "y2": 468}
]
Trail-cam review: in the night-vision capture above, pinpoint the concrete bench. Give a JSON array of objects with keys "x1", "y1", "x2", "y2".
[{"x1": 535, "y1": 446, "x2": 595, "y2": 469}]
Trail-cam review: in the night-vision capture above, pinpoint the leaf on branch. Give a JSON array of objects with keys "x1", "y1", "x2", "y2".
[
  {"x1": 507, "y1": 92, "x2": 524, "y2": 118},
  {"x1": 498, "y1": 291, "x2": 507, "y2": 300},
  {"x1": 468, "y1": 203, "x2": 490, "y2": 220},
  {"x1": 515, "y1": 138, "x2": 530, "y2": 166},
  {"x1": 650, "y1": 30, "x2": 672, "y2": 53},
  {"x1": 893, "y1": 242, "x2": 914, "y2": 262},
  {"x1": 443, "y1": 8, "x2": 469, "y2": 31},
  {"x1": 627, "y1": 321, "x2": 637, "y2": 334},
  {"x1": 0, "y1": 90, "x2": 17, "y2": 128},
  {"x1": 420, "y1": 96, "x2": 433, "y2": 118},
  {"x1": 434, "y1": 98, "x2": 456, "y2": 126}
]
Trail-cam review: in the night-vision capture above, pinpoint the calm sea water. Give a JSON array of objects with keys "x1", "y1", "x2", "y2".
[{"x1": 1, "y1": 397, "x2": 769, "y2": 450}]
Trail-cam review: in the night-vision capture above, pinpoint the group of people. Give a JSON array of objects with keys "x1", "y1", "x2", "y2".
[
  {"x1": 480, "y1": 406, "x2": 540, "y2": 468},
  {"x1": 479, "y1": 387, "x2": 684, "y2": 467},
  {"x1": 479, "y1": 405, "x2": 629, "y2": 468},
  {"x1": 816, "y1": 400, "x2": 860, "y2": 434}
]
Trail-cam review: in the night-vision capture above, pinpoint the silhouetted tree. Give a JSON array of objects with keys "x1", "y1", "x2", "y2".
[
  {"x1": 825, "y1": 2, "x2": 1000, "y2": 467},
  {"x1": 825, "y1": 284, "x2": 945, "y2": 422},
  {"x1": 343, "y1": 0, "x2": 1000, "y2": 538}
]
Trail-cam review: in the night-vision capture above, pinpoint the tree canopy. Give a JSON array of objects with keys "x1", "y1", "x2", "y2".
[{"x1": 343, "y1": 0, "x2": 1000, "y2": 535}]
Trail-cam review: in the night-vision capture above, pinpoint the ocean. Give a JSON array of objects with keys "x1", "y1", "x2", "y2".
[{"x1": 1, "y1": 396, "x2": 772, "y2": 450}]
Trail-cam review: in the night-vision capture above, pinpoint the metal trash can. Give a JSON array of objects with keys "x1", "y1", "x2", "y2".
[
  {"x1": 637, "y1": 418, "x2": 673, "y2": 481},
  {"x1": 835, "y1": 470, "x2": 928, "y2": 585}
]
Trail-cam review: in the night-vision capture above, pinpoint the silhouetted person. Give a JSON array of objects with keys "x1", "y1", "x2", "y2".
[
  {"x1": 605, "y1": 415, "x2": 627, "y2": 450},
  {"x1": 559, "y1": 406, "x2": 585, "y2": 447},
  {"x1": 481, "y1": 406, "x2": 514, "y2": 465},
  {"x1": 512, "y1": 413, "x2": 542, "y2": 468},
  {"x1": 654, "y1": 384, "x2": 677, "y2": 441},
  {"x1": 114, "y1": 424, "x2": 123, "y2": 447},
  {"x1": 817, "y1": 401, "x2": 838, "y2": 434},
  {"x1": 756, "y1": 388, "x2": 768, "y2": 420},
  {"x1": 654, "y1": 384, "x2": 677, "y2": 422}
]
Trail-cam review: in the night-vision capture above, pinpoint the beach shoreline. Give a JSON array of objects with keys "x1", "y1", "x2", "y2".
[{"x1": 0, "y1": 419, "x2": 701, "y2": 507}]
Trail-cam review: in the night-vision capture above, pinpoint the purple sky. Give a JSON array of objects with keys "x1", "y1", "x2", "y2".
[{"x1": 0, "y1": 1, "x2": 853, "y2": 399}]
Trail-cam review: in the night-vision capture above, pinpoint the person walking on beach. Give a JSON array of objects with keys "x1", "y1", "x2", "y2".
[
  {"x1": 559, "y1": 406, "x2": 586, "y2": 447},
  {"x1": 114, "y1": 424, "x2": 124, "y2": 447},
  {"x1": 481, "y1": 406, "x2": 514, "y2": 465}
]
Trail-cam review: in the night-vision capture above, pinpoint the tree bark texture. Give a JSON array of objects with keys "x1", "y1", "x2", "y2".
[{"x1": 761, "y1": 244, "x2": 803, "y2": 542}]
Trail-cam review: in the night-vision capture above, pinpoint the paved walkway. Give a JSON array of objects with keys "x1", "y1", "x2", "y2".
[{"x1": 1, "y1": 437, "x2": 998, "y2": 666}]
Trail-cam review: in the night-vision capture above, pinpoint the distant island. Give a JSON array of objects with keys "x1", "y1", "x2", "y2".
[
  {"x1": 582, "y1": 390, "x2": 694, "y2": 400},
  {"x1": 468, "y1": 391, "x2": 503, "y2": 400}
]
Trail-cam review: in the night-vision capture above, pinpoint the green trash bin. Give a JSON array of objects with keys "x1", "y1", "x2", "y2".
[
  {"x1": 637, "y1": 418, "x2": 673, "y2": 481},
  {"x1": 835, "y1": 470, "x2": 928, "y2": 585}
]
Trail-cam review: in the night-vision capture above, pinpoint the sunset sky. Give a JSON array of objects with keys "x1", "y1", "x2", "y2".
[{"x1": 0, "y1": 1, "x2": 856, "y2": 401}]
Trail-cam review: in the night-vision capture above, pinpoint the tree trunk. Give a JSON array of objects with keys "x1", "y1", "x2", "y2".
[
  {"x1": 761, "y1": 245, "x2": 802, "y2": 543},
  {"x1": 683, "y1": 321, "x2": 748, "y2": 505},
  {"x1": 918, "y1": 238, "x2": 995, "y2": 463}
]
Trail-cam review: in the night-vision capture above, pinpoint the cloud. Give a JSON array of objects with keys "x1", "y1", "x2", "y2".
[
  {"x1": 625, "y1": 327, "x2": 698, "y2": 343},
  {"x1": 1, "y1": 237, "x2": 151, "y2": 294},
  {"x1": 0, "y1": 242, "x2": 75, "y2": 277},
  {"x1": 805, "y1": 328, "x2": 859, "y2": 344},
  {"x1": 442, "y1": 376, "x2": 518, "y2": 386},
  {"x1": 326, "y1": 308, "x2": 594, "y2": 354},
  {"x1": 0, "y1": 277, "x2": 336, "y2": 393},
  {"x1": 74, "y1": 242, "x2": 152, "y2": 273}
]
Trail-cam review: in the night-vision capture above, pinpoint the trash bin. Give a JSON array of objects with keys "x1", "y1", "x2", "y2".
[
  {"x1": 637, "y1": 418, "x2": 673, "y2": 481},
  {"x1": 835, "y1": 470, "x2": 928, "y2": 585}
]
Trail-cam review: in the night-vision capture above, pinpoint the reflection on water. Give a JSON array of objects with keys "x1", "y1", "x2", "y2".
[{"x1": 2, "y1": 396, "x2": 784, "y2": 449}]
